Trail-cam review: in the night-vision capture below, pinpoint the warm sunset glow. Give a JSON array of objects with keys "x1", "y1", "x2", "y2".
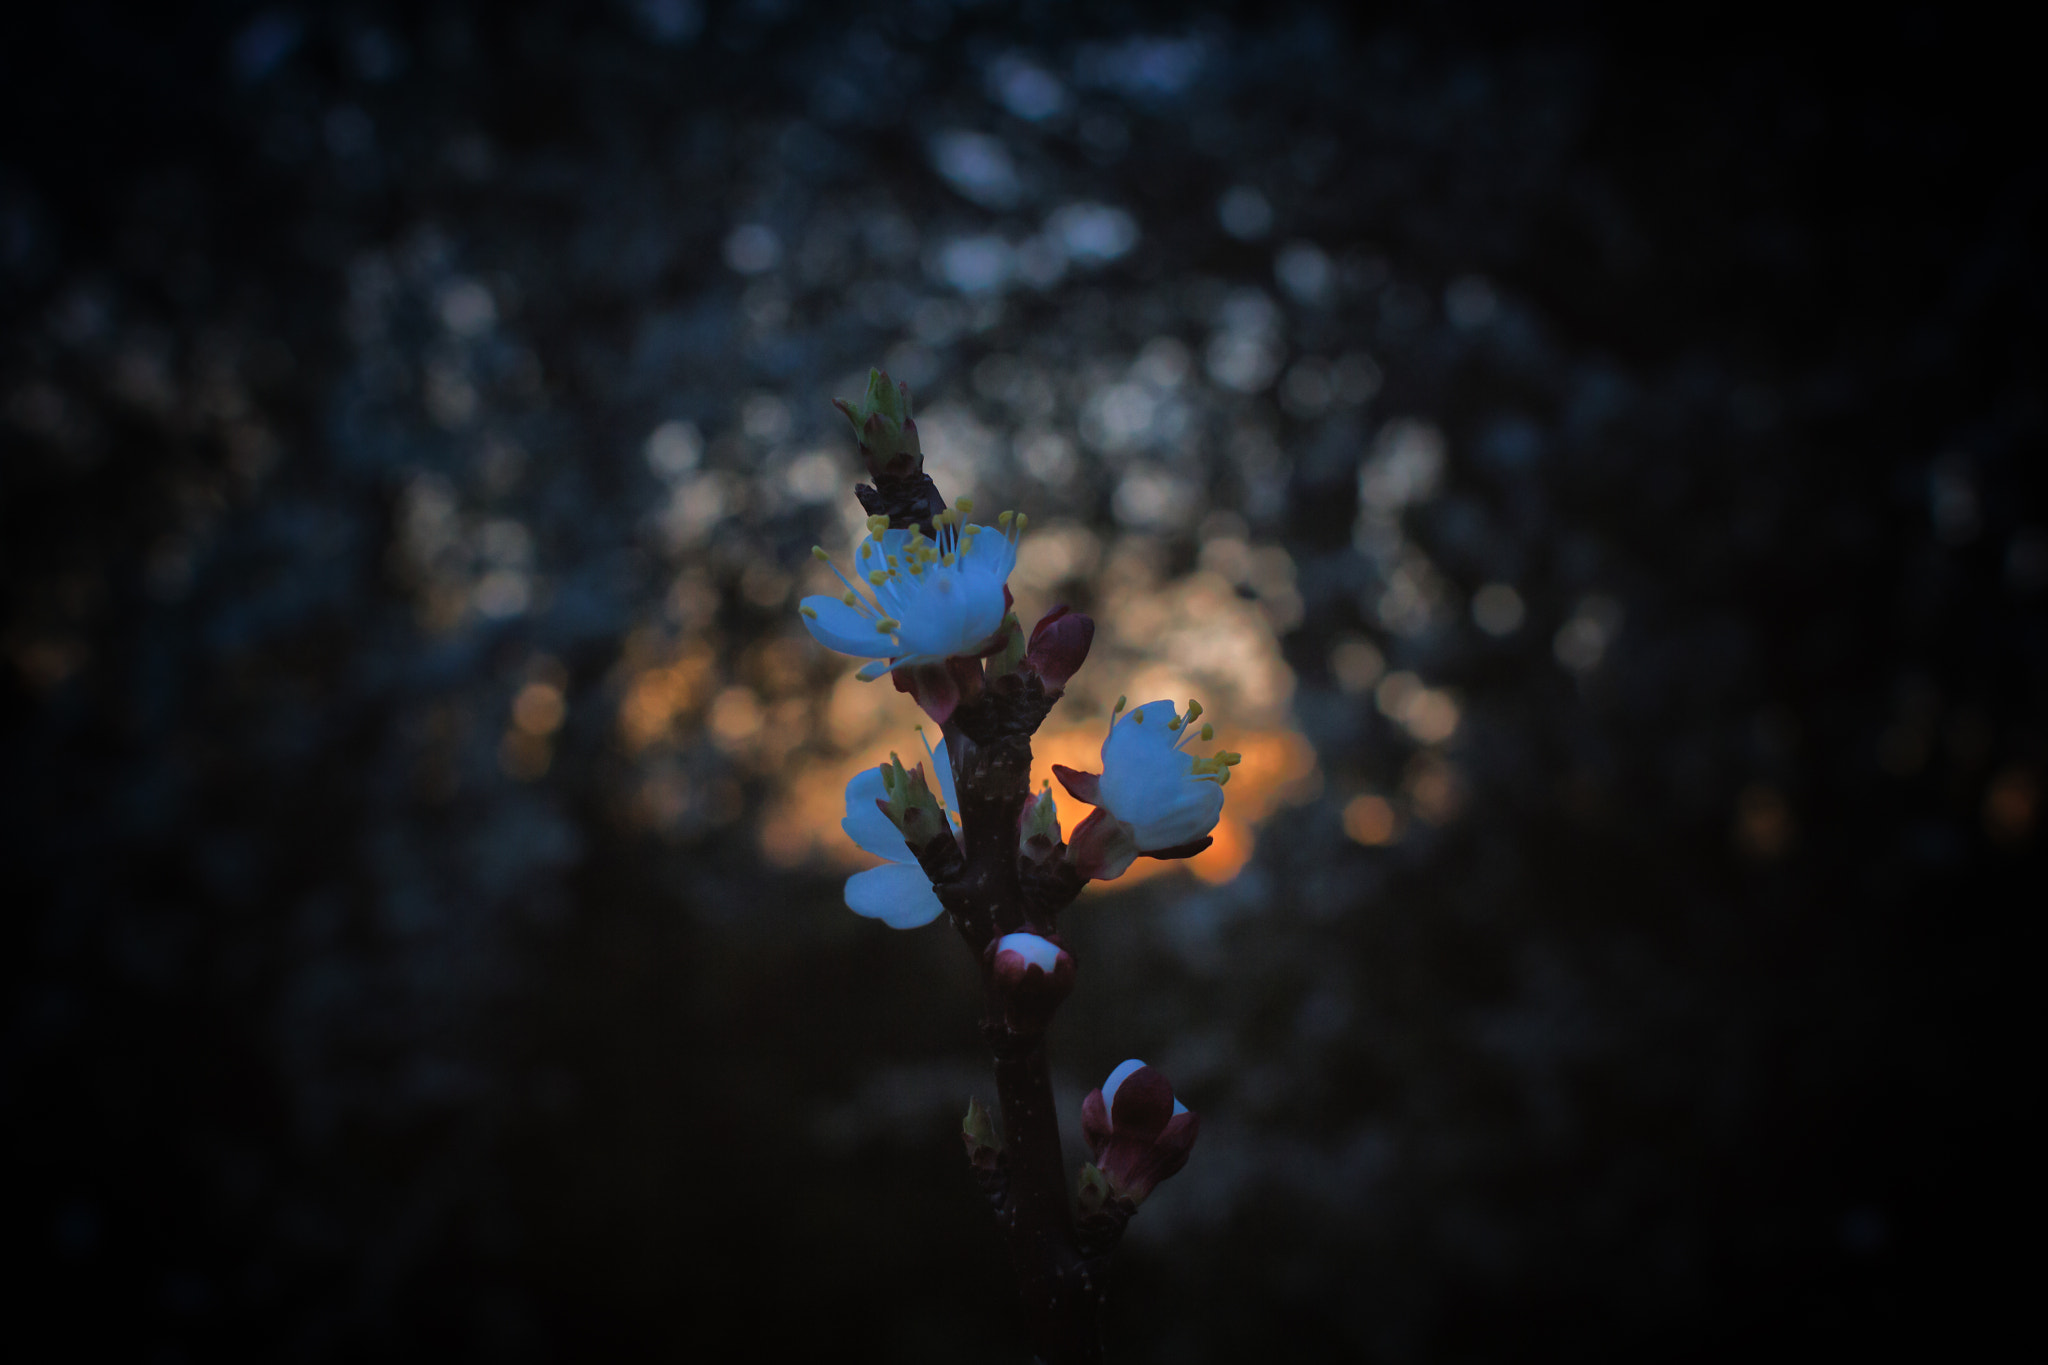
[{"x1": 617, "y1": 636, "x2": 717, "y2": 752}]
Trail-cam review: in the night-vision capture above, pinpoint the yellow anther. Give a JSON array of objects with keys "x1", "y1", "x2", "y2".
[
  {"x1": 942, "y1": 553, "x2": 956, "y2": 567},
  {"x1": 812, "y1": 546, "x2": 830, "y2": 561},
  {"x1": 887, "y1": 555, "x2": 899, "y2": 567},
  {"x1": 1114, "y1": 695, "x2": 1127, "y2": 716},
  {"x1": 1014, "y1": 513, "x2": 1029, "y2": 533},
  {"x1": 1168, "y1": 716, "x2": 1184, "y2": 731},
  {"x1": 867, "y1": 571, "x2": 888, "y2": 585},
  {"x1": 997, "y1": 510, "x2": 1014, "y2": 530},
  {"x1": 799, "y1": 605, "x2": 817, "y2": 618},
  {"x1": 957, "y1": 496, "x2": 974, "y2": 516},
  {"x1": 866, "y1": 515, "x2": 889, "y2": 535},
  {"x1": 1132, "y1": 709, "x2": 1144, "y2": 724},
  {"x1": 1185, "y1": 699, "x2": 1204, "y2": 720},
  {"x1": 842, "y1": 592, "x2": 857, "y2": 606},
  {"x1": 1200, "y1": 723, "x2": 1214, "y2": 741},
  {"x1": 875, "y1": 618, "x2": 899, "y2": 633}
]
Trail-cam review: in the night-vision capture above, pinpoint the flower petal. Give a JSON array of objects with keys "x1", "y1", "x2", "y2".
[
  {"x1": 1128, "y1": 781, "x2": 1224, "y2": 851},
  {"x1": 842, "y1": 766, "x2": 914, "y2": 862},
  {"x1": 845, "y1": 862, "x2": 946, "y2": 929},
  {"x1": 930, "y1": 737, "x2": 960, "y2": 814},
  {"x1": 1102, "y1": 1058, "x2": 1149, "y2": 1112},
  {"x1": 800, "y1": 596, "x2": 892, "y2": 658},
  {"x1": 960, "y1": 522, "x2": 1020, "y2": 581}
]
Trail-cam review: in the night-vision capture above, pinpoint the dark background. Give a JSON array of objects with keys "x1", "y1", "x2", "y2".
[{"x1": 3, "y1": 2, "x2": 2040, "y2": 1360}]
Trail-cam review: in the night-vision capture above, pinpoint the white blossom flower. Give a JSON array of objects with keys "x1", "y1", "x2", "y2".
[
  {"x1": 800, "y1": 504, "x2": 1024, "y2": 681},
  {"x1": 1056, "y1": 699, "x2": 1238, "y2": 868},
  {"x1": 840, "y1": 730, "x2": 960, "y2": 929}
]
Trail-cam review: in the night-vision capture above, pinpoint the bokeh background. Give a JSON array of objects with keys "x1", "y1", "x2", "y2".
[{"x1": 4, "y1": 3, "x2": 2040, "y2": 1359}]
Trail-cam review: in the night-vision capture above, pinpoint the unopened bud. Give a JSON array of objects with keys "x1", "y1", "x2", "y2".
[
  {"x1": 1018, "y1": 784, "x2": 1063, "y2": 864},
  {"x1": 1024, "y1": 605, "x2": 1094, "y2": 694},
  {"x1": 962, "y1": 1096, "x2": 1003, "y2": 1172},
  {"x1": 1078, "y1": 1059, "x2": 1198, "y2": 1205},
  {"x1": 986, "y1": 931, "x2": 1077, "y2": 1032},
  {"x1": 877, "y1": 753, "x2": 949, "y2": 850},
  {"x1": 832, "y1": 367, "x2": 923, "y2": 479}
]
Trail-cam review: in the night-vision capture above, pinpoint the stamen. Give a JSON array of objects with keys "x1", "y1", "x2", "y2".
[
  {"x1": 866, "y1": 515, "x2": 889, "y2": 536},
  {"x1": 997, "y1": 510, "x2": 1014, "y2": 530},
  {"x1": 957, "y1": 497, "x2": 974, "y2": 516},
  {"x1": 867, "y1": 571, "x2": 888, "y2": 586},
  {"x1": 1200, "y1": 723, "x2": 1214, "y2": 741},
  {"x1": 874, "y1": 617, "x2": 900, "y2": 633},
  {"x1": 818, "y1": 554, "x2": 878, "y2": 614},
  {"x1": 811, "y1": 546, "x2": 829, "y2": 561}
]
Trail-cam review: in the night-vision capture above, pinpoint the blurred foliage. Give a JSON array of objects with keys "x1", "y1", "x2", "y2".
[{"x1": 2, "y1": 2, "x2": 2041, "y2": 1361}]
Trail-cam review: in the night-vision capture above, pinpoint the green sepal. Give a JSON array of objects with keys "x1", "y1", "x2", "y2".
[
  {"x1": 1076, "y1": 1162, "x2": 1113, "y2": 1215},
  {"x1": 962, "y1": 1097, "x2": 1004, "y2": 1170},
  {"x1": 983, "y1": 611, "x2": 1026, "y2": 681}
]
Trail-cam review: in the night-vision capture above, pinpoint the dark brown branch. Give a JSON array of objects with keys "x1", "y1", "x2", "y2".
[
  {"x1": 856, "y1": 469, "x2": 947, "y2": 537},
  {"x1": 988, "y1": 1026, "x2": 1110, "y2": 1364}
]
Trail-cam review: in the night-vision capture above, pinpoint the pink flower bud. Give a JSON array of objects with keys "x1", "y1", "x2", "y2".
[
  {"x1": 985, "y1": 931, "x2": 1076, "y2": 1032},
  {"x1": 1079, "y1": 1060, "x2": 1198, "y2": 1204},
  {"x1": 1024, "y1": 605, "x2": 1094, "y2": 693}
]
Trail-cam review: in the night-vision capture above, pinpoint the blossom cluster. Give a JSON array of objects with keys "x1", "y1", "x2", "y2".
[
  {"x1": 802, "y1": 375, "x2": 1239, "y2": 931},
  {"x1": 803, "y1": 368, "x2": 1212, "y2": 1235}
]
